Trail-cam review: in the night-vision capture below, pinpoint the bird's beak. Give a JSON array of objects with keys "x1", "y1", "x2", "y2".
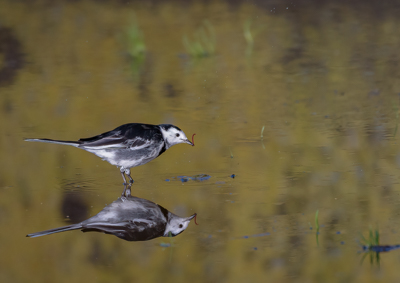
[{"x1": 184, "y1": 139, "x2": 194, "y2": 146}]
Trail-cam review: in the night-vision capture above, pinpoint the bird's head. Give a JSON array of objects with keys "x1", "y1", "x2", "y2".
[
  {"x1": 159, "y1": 124, "x2": 193, "y2": 148},
  {"x1": 164, "y1": 213, "x2": 197, "y2": 237}
]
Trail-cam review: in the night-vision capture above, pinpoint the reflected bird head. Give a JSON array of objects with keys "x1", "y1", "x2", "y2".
[{"x1": 164, "y1": 213, "x2": 197, "y2": 237}]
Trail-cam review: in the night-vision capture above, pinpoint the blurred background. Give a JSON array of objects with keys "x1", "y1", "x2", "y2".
[{"x1": 1, "y1": 0, "x2": 400, "y2": 282}]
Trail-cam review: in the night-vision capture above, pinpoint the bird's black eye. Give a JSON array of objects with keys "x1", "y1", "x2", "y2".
[
  {"x1": 179, "y1": 224, "x2": 183, "y2": 228},
  {"x1": 176, "y1": 133, "x2": 180, "y2": 137}
]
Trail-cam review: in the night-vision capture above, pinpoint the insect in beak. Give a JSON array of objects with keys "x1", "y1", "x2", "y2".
[
  {"x1": 187, "y1": 133, "x2": 196, "y2": 146},
  {"x1": 188, "y1": 213, "x2": 198, "y2": 225}
]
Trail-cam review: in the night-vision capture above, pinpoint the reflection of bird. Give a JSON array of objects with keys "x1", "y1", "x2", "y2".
[
  {"x1": 27, "y1": 189, "x2": 197, "y2": 241},
  {"x1": 25, "y1": 123, "x2": 194, "y2": 184}
]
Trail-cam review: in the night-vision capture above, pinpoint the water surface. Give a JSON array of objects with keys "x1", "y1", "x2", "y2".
[{"x1": 1, "y1": 1, "x2": 400, "y2": 282}]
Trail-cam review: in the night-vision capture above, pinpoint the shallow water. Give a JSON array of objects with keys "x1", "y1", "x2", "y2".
[{"x1": 1, "y1": 0, "x2": 400, "y2": 282}]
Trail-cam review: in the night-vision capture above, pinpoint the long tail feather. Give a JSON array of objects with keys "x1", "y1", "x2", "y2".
[
  {"x1": 27, "y1": 224, "x2": 82, "y2": 238},
  {"x1": 24, "y1": 138, "x2": 80, "y2": 147}
]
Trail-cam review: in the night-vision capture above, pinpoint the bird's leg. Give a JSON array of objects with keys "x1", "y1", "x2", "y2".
[
  {"x1": 125, "y1": 168, "x2": 134, "y2": 184},
  {"x1": 121, "y1": 183, "x2": 127, "y2": 197},
  {"x1": 122, "y1": 183, "x2": 132, "y2": 197},
  {"x1": 120, "y1": 169, "x2": 128, "y2": 185}
]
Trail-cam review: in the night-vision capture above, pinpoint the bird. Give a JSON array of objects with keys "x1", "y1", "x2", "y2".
[
  {"x1": 25, "y1": 123, "x2": 195, "y2": 184},
  {"x1": 27, "y1": 186, "x2": 198, "y2": 241}
]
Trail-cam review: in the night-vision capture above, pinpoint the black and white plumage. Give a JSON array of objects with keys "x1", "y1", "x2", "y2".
[
  {"x1": 27, "y1": 191, "x2": 197, "y2": 241},
  {"x1": 25, "y1": 123, "x2": 194, "y2": 184}
]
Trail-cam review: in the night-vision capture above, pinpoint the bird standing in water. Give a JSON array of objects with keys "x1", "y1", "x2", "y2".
[{"x1": 25, "y1": 123, "x2": 195, "y2": 184}]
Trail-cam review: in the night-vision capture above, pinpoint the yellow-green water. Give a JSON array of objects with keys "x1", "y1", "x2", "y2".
[{"x1": 1, "y1": 1, "x2": 400, "y2": 282}]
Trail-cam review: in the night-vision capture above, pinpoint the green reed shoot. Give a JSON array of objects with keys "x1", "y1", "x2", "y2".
[
  {"x1": 261, "y1": 125, "x2": 265, "y2": 149},
  {"x1": 183, "y1": 20, "x2": 215, "y2": 58},
  {"x1": 360, "y1": 228, "x2": 380, "y2": 247},
  {"x1": 126, "y1": 15, "x2": 146, "y2": 59},
  {"x1": 261, "y1": 125, "x2": 265, "y2": 140},
  {"x1": 243, "y1": 18, "x2": 265, "y2": 57},
  {"x1": 124, "y1": 14, "x2": 146, "y2": 76},
  {"x1": 315, "y1": 210, "x2": 320, "y2": 247},
  {"x1": 360, "y1": 228, "x2": 380, "y2": 267},
  {"x1": 244, "y1": 19, "x2": 254, "y2": 57}
]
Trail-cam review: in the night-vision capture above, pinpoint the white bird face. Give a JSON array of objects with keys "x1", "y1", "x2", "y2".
[
  {"x1": 164, "y1": 213, "x2": 197, "y2": 237},
  {"x1": 159, "y1": 124, "x2": 193, "y2": 148}
]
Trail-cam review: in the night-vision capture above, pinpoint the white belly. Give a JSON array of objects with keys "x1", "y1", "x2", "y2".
[{"x1": 84, "y1": 144, "x2": 163, "y2": 169}]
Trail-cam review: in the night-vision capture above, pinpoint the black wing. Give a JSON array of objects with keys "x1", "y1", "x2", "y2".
[
  {"x1": 78, "y1": 123, "x2": 163, "y2": 149},
  {"x1": 81, "y1": 221, "x2": 165, "y2": 241}
]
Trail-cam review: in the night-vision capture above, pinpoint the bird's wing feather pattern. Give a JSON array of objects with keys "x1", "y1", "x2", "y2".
[
  {"x1": 81, "y1": 220, "x2": 164, "y2": 241},
  {"x1": 78, "y1": 123, "x2": 163, "y2": 149}
]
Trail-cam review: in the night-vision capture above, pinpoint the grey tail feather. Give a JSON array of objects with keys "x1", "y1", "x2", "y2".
[
  {"x1": 24, "y1": 138, "x2": 80, "y2": 147},
  {"x1": 27, "y1": 224, "x2": 82, "y2": 238}
]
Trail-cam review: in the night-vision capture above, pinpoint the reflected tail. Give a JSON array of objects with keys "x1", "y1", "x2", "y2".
[
  {"x1": 27, "y1": 224, "x2": 82, "y2": 238},
  {"x1": 24, "y1": 138, "x2": 80, "y2": 147}
]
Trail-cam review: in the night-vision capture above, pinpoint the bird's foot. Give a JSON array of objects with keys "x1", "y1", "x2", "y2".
[
  {"x1": 124, "y1": 187, "x2": 132, "y2": 197},
  {"x1": 121, "y1": 183, "x2": 132, "y2": 197},
  {"x1": 127, "y1": 175, "x2": 134, "y2": 184}
]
